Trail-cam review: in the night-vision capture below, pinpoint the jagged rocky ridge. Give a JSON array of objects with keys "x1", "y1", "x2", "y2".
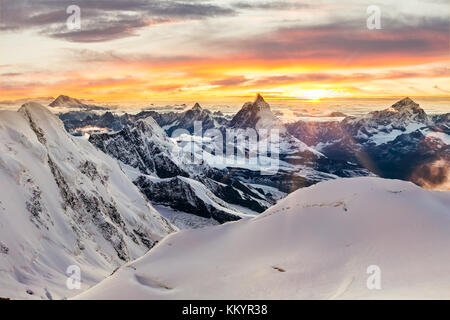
[
  {"x1": 0, "y1": 103, "x2": 175, "y2": 299},
  {"x1": 66, "y1": 95, "x2": 448, "y2": 191},
  {"x1": 89, "y1": 117, "x2": 272, "y2": 223},
  {"x1": 60, "y1": 102, "x2": 229, "y2": 136}
]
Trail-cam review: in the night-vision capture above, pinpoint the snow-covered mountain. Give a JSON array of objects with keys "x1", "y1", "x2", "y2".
[
  {"x1": 76, "y1": 177, "x2": 450, "y2": 300},
  {"x1": 74, "y1": 95, "x2": 371, "y2": 216},
  {"x1": 59, "y1": 94, "x2": 447, "y2": 190},
  {"x1": 0, "y1": 103, "x2": 175, "y2": 300},
  {"x1": 1, "y1": 96, "x2": 448, "y2": 300},
  {"x1": 229, "y1": 94, "x2": 314, "y2": 152},
  {"x1": 286, "y1": 97, "x2": 436, "y2": 148},
  {"x1": 431, "y1": 113, "x2": 450, "y2": 133},
  {"x1": 341, "y1": 97, "x2": 430, "y2": 145},
  {"x1": 286, "y1": 97, "x2": 449, "y2": 189},
  {"x1": 134, "y1": 175, "x2": 253, "y2": 223},
  {"x1": 49, "y1": 95, "x2": 108, "y2": 111},
  {"x1": 60, "y1": 111, "x2": 132, "y2": 135}
]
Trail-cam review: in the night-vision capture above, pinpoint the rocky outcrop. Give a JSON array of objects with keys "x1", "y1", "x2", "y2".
[
  {"x1": 90, "y1": 117, "x2": 188, "y2": 178},
  {"x1": 134, "y1": 176, "x2": 242, "y2": 223}
]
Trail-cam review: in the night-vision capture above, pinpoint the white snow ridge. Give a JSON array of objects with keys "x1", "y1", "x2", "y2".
[{"x1": 77, "y1": 177, "x2": 450, "y2": 300}]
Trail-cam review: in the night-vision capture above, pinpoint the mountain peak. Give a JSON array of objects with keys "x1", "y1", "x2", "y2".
[
  {"x1": 49, "y1": 95, "x2": 84, "y2": 108},
  {"x1": 255, "y1": 93, "x2": 264, "y2": 102},
  {"x1": 253, "y1": 93, "x2": 270, "y2": 111},
  {"x1": 230, "y1": 94, "x2": 280, "y2": 130},
  {"x1": 391, "y1": 97, "x2": 420, "y2": 112},
  {"x1": 137, "y1": 116, "x2": 165, "y2": 135},
  {"x1": 192, "y1": 103, "x2": 202, "y2": 112}
]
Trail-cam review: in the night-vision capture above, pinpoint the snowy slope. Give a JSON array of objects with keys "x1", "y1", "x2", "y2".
[
  {"x1": 0, "y1": 103, "x2": 175, "y2": 300},
  {"x1": 77, "y1": 177, "x2": 450, "y2": 300}
]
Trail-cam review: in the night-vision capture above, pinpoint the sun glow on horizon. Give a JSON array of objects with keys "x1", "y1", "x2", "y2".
[
  {"x1": 276, "y1": 88, "x2": 352, "y2": 101},
  {"x1": 0, "y1": 1, "x2": 448, "y2": 105}
]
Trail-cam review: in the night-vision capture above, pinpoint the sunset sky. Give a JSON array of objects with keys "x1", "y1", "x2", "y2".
[{"x1": 0, "y1": 0, "x2": 449, "y2": 104}]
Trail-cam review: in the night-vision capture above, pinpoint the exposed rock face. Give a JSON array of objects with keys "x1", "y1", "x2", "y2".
[
  {"x1": 134, "y1": 176, "x2": 242, "y2": 223},
  {"x1": 0, "y1": 102, "x2": 175, "y2": 299},
  {"x1": 286, "y1": 120, "x2": 345, "y2": 147},
  {"x1": 60, "y1": 111, "x2": 133, "y2": 133},
  {"x1": 89, "y1": 118, "x2": 188, "y2": 178},
  {"x1": 230, "y1": 94, "x2": 277, "y2": 131},
  {"x1": 199, "y1": 176, "x2": 268, "y2": 213},
  {"x1": 341, "y1": 97, "x2": 430, "y2": 142},
  {"x1": 84, "y1": 95, "x2": 371, "y2": 220},
  {"x1": 63, "y1": 95, "x2": 447, "y2": 208}
]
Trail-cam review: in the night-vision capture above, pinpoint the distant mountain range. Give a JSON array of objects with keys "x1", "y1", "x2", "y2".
[
  {"x1": 60, "y1": 94, "x2": 449, "y2": 190},
  {"x1": 286, "y1": 97, "x2": 449, "y2": 189}
]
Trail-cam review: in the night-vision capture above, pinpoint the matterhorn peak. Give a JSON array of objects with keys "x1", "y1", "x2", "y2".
[
  {"x1": 391, "y1": 97, "x2": 420, "y2": 112},
  {"x1": 253, "y1": 93, "x2": 270, "y2": 111},
  {"x1": 255, "y1": 93, "x2": 264, "y2": 102},
  {"x1": 364, "y1": 97, "x2": 429, "y2": 126},
  {"x1": 229, "y1": 93, "x2": 281, "y2": 131},
  {"x1": 191, "y1": 102, "x2": 202, "y2": 112}
]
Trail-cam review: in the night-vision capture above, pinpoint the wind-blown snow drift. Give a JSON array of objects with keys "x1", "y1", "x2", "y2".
[
  {"x1": 0, "y1": 103, "x2": 175, "y2": 300},
  {"x1": 78, "y1": 177, "x2": 450, "y2": 299}
]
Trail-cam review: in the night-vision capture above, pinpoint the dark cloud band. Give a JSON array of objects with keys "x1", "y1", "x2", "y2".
[{"x1": 0, "y1": 0, "x2": 235, "y2": 42}]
